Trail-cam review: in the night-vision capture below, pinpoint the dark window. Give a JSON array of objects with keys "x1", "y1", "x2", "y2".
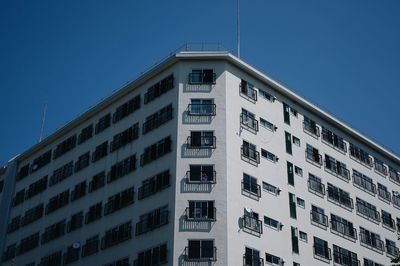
[
  {"x1": 104, "y1": 257, "x2": 130, "y2": 266},
  {"x1": 144, "y1": 74, "x2": 174, "y2": 104},
  {"x1": 243, "y1": 209, "x2": 262, "y2": 234},
  {"x1": 82, "y1": 235, "x2": 99, "y2": 257},
  {"x1": 85, "y1": 202, "x2": 102, "y2": 224},
  {"x1": 110, "y1": 123, "x2": 139, "y2": 152},
  {"x1": 241, "y1": 141, "x2": 260, "y2": 164},
  {"x1": 138, "y1": 170, "x2": 170, "y2": 200},
  {"x1": 49, "y1": 161, "x2": 73, "y2": 186},
  {"x1": 374, "y1": 157, "x2": 388, "y2": 175},
  {"x1": 17, "y1": 164, "x2": 30, "y2": 181},
  {"x1": 359, "y1": 227, "x2": 384, "y2": 252},
  {"x1": 265, "y1": 253, "x2": 282, "y2": 265},
  {"x1": 189, "y1": 99, "x2": 215, "y2": 116},
  {"x1": 107, "y1": 155, "x2": 136, "y2": 183},
  {"x1": 101, "y1": 221, "x2": 132, "y2": 250},
  {"x1": 25, "y1": 175, "x2": 48, "y2": 200},
  {"x1": 95, "y1": 113, "x2": 111, "y2": 134},
  {"x1": 349, "y1": 143, "x2": 373, "y2": 167},
  {"x1": 113, "y1": 95, "x2": 141, "y2": 123},
  {"x1": 241, "y1": 109, "x2": 258, "y2": 132},
  {"x1": 16, "y1": 232, "x2": 40, "y2": 255},
  {"x1": 356, "y1": 197, "x2": 380, "y2": 222},
  {"x1": 285, "y1": 131, "x2": 292, "y2": 154},
  {"x1": 3, "y1": 243, "x2": 16, "y2": 261},
  {"x1": 92, "y1": 141, "x2": 108, "y2": 162},
  {"x1": 12, "y1": 188, "x2": 25, "y2": 206},
  {"x1": 289, "y1": 192, "x2": 297, "y2": 219},
  {"x1": 53, "y1": 135, "x2": 77, "y2": 159},
  {"x1": 21, "y1": 204, "x2": 44, "y2": 226},
  {"x1": 188, "y1": 131, "x2": 215, "y2": 148},
  {"x1": 75, "y1": 152, "x2": 90, "y2": 172},
  {"x1": 104, "y1": 187, "x2": 135, "y2": 215},
  {"x1": 352, "y1": 169, "x2": 376, "y2": 194},
  {"x1": 283, "y1": 102, "x2": 290, "y2": 125},
  {"x1": 313, "y1": 237, "x2": 331, "y2": 261},
  {"x1": 71, "y1": 181, "x2": 86, "y2": 201},
  {"x1": 143, "y1": 104, "x2": 173, "y2": 134},
  {"x1": 63, "y1": 245, "x2": 80, "y2": 265},
  {"x1": 240, "y1": 79, "x2": 257, "y2": 101},
  {"x1": 333, "y1": 245, "x2": 358, "y2": 266},
  {"x1": 45, "y1": 190, "x2": 70, "y2": 215},
  {"x1": 135, "y1": 243, "x2": 167, "y2": 266},
  {"x1": 136, "y1": 206, "x2": 169, "y2": 235},
  {"x1": 291, "y1": 227, "x2": 299, "y2": 254},
  {"x1": 140, "y1": 136, "x2": 172, "y2": 166},
  {"x1": 303, "y1": 116, "x2": 320, "y2": 137},
  {"x1": 188, "y1": 165, "x2": 215, "y2": 183},
  {"x1": 89, "y1": 171, "x2": 105, "y2": 192},
  {"x1": 186, "y1": 240, "x2": 216, "y2": 261},
  {"x1": 78, "y1": 124, "x2": 93, "y2": 144},
  {"x1": 287, "y1": 161, "x2": 294, "y2": 186},
  {"x1": 242, "y1": 173, "x2": 260, "y2": 198},
  {"x1": 327, "y1": 183, "x2": 353, "y2": 210},
  {"x1": 189, "y1": 69, "x2": 215, "y2": 84},
  {"x1": 330, "y1": 214, "x2": 357, "y2": 240},
  {"x1": 244, "y1": 247, "x2": 262, "y2": 266},
  {"x1": 67, "y1": 211, "x2": 84, "y2": 233},
  {"x1": 321, "y1": 127, "x2": 347, "y2": 152},
  {"x1": 187, "y1": 201, "x2": 215, "y2": 221},
  {"x1": 41, "y1": 220, "x2": 66, "y2": 244},
  {"x1": 30, "y1": 150, "x2": 52, "y2": 173},
  {"x1": 7, "y1": 216, "x2": 21, "y2": 234},
  {"x1": 39, "y1": 250, "x2": 62, "y2": 266}
]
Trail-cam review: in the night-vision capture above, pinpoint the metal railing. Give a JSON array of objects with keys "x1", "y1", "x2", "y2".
[
  {"x1": 241, "y1": 145, "x2": 260, "y2": 164},
  {"x1": 378, "y1": 187, "x2": 391, "y2": 202},
  {"x1": 241, "y1": 113, "x2": 259, "y2": 132},
  {"x1": 242, "y1": 215, "x2": 263, "y2": 234},
  {"x1": 303, "y1": 120, "x2": 320, "y2": 137},
  {"x1": 185, "y1": 207, "x2": 216, "y2": 221},
  {"x1": 387, "y1": 244, "x2": 400, "y2": 257},
  {"x1": 243, "y1": 254, "x2": 264, "y2": 266},
  {"x1": 186, "y1": 170, "x2": 216, "y2": 184},
  {"x1": 310, "y1": 210, "x2": 328, "y2": 227},
  {"x1": 308, "y1": 178, "x2": 325, "y2": 196},
  {"x1": 186, "y1": 136, "x2": 216, "y2": 149},
  {"x1": 356, "y1": 201, "x2": 380, "y2": 222},
  {"x1": 382, "y1": 215, "x2": 395, "y2": 230},
  {"x1": 305, "y1": 149, "x2": 322, "y2": 165},
  {"x1": 374, "y1": 162, "x2": 388, "y2": 176},
  {"x1": 359, "y1": 232, "x2": 384, "y2": 252},
  {"x1": 242, "y1": 180, "x2": 261, "y2": 198},
  {"x1": 239, "y1": 82, "x2": 257, "y2": 101},
  {"x1": 135, "y1": 210, "x2": 169, "y2": 236},
  {"x1": 188, "y1": 104, "x2": 216, "y2": 116},
  {"x1": 352, "y1": 173, "x2": 376, "y2": 194},
  {"x1": 333, "y1": 250, "x2": 360, "y2": 266},
  {"x1": 188, "y1": 72, "x2": 216, "y2": 85},
  {"x1": 313, "y1": 243, "x2": 331, "y2": 261},
  {"x1": 327, "y1": 189, "x2": 353, "y2": 209},
  {"x1": 184, "y1": 246, "x2": 217, "y2": 261},
  {"x1": 321, "y1": 130, "x2": 347, "y2": 152},
  {"x1": 330, "y1": 219, "x2": 357, "y2": 240}
]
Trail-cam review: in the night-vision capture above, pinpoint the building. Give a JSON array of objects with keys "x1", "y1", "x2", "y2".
[{"x1": 0, "y1": 47, "x2": 400, "y2": 266}]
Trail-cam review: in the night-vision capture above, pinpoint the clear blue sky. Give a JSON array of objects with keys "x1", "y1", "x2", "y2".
[{"x1": 1, "y1": 0, "x2": 399, "y2": 166}]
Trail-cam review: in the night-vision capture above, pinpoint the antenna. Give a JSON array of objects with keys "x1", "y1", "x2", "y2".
[
  {"x1": 237, "y1": 0, "x2": 240, "y2": 58},
  {"x1": 39, "y1": 104, "x2": 47, "y2": 142}
]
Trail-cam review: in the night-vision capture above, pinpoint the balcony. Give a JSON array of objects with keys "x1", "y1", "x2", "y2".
[
  {"x1": 356, "y1": 202, "x2": 380, "y2": 224},
  {"x1": 330, "y1": 219, "x2": 357, "y2": 241},
  {"x1": 352, "y1": 173, "x2": 376, "y2": 195},
  {"x1": 321, "y1": 130, "x2": 347, "y2": 153},
  {"x1": 310, "y1": 210, "x2": 328, "y2": 229},
  {"x1": 242, "y1": 180, "x2": 261, "y2": 200},
  {"x1": 308, "y1": 178, "x2": 325, "y2": 197},
  {"x1": 241, "y1": 145, "x2": 260, "y2": 166},
  {"x1": 387, "y1": 244, "x2": 400, "y2": 258},
  {"x1": 184, "y1": 246, "x2": 217, "y2": 262},
  {"x1": 241, "y1": 113, "x2": 259, "y2": 133},
  {"x1": 242, "y1": 215, "x2": 263, "y2": 236},
  {"x1": 239, "y1": 81, "x2": 257, "y2": 102},
  {"x1": 188, "y1": 71, "x2": 216, "y2": 85},
  {"x1": 327, "y1": 190, "x2": 353, "y2": 210},
  {"x1": 333, "y1": 251, "x2": 360, "y2": 266},
  {"x1": 378, "y1": 187, "x2": 391, "y2": 203},
  {"x1": 374, "y1": 162, "x2": 388, "y2": 176},
  {"x1": 393, "y1": 193, "x2": 400, "y2": 209},
  {"x1": 359, "y1": 232, "x2": 384, "y2": 253},
  {"x1": 389, "y1": 169, "x2": 400, "y2": 185},
  {"x1": 382, "y1": 216, "x2": 395, "y2": 231},
  {"x1": 186, "y1": 136, "x2": 216, "y2": 149},
  {"x1": 188, "y1": 103, "x2": 216, "y2": 116},
  {"x1": 303, "y1": 120, "x2": 320, "y2": 138},
  {"x1": 186, "y1": 170, "x2": 216, "y2": 184},
  {"x1": 325, "y1": 159, "x2": 350, "y2": 181},
  {"x1": 305, "y1": 148, "x2": 322, "y2": 166},
  {"x1": 185, "y1": 207, "x2": 216, "y2": 222},
  {"x1": 243, "y1": 254, "x2": 264, "y2": 266},
  {"x1": 313, "y1": 243, "x2": 331, "y2": 262},
  {"x1": 135, "y1": 210, "x2": 169, "y2": 236}
]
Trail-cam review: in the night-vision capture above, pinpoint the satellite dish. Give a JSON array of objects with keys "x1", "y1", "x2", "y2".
[{"x1": 72, "y1": 242, "x2": 81, "y2": 249}]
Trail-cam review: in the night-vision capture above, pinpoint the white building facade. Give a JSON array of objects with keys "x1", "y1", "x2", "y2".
[{"x1": 0, "y1": 50, "x2": 399, "y2": 266}]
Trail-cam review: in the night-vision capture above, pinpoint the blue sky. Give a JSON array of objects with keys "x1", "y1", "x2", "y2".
[{"x1": 0, "y1": 0, "x2": 399, "y2": 165}]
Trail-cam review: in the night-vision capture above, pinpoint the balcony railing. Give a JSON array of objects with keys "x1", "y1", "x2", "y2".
[
  {"x1": 327, "y1": 190, "x2": 353, "y2": 210},
  {"x1": 239, "y1": 82, "x2": 257, "y2": 102},
  {"x1": 188, "y1": 104, "x2": 216, "y2": 116},
  {"x1": 184, "y1": 246, "x2": 217, "y2": 261},
  {"x1": 374, "y1": 162, "x2": 388, "y2": 176},
  {"x1": 310, "y1": 211, "x2": 328, "y2": 228},
  {"x1": 305, "y1": 149, "x2": 322, "y2": 166},
  {"x1": 242, "y1": 180, "x2": 261, "y2": 199},
  {"x1": 313, "y1": 243, "x2": 331, "y2": 261},
  {"x1": 387, "y1": 244, "x2": 400, "y2": 258},
  {"x1": 330, "y1": 219, "x2": 357, "y2": 241},
  {"x1": 378, "y1": 187, "x2": 391, "y2": 202},
  {"x1": 241, "y1": 113, "x2": 259, "y2": 132},
  {"x1": 135, "y1": 210, "x2": 169, "y2": 236},
  {"x1": 186, "y1": 170, "x2": 216, "y2": 184},
  {"x1": 188, "y1": 72, "x2": 216, "y2": 85},
  {"x1": 333, "y1": 251, "x2": 360, "y2": 266},
  {"x1": 352, "y1": 173, "x2": 376, "y2": 195},
  {"x1": 393, "y1": 194, "x2": 400, "y2": 208},
  {"x1": 359, "y1": 232, "x2": 384, "y2": 252},
  {"x1": 185, "y1": 207, "x2": 216, "y2": 221},
  {"x1": 243, "y1": 254, "x2": 264, "y2": 266},
  {"x1": 325, "y1": 160, "x2": 350, "y2": 181},
  {"x1": 356, "y1": 202, "x2": 380, "y2": 223},
  {"x1": 389, "y1": 169, "x2": 400, "y2": 184},
  {"x1": 242, "y1": 215, "x2": 263, "y2": 235},
  {"x1": 303, "y1": 120, "x2": 320, "y2": 138},
  {"x1": 308, "y1": 178, "x2": 325, "y2": 197},
  {"x1": 241, "y1": 145, "x2": 260, "y2": 165},
  {"x1": 382, "y1": 216, "x2": 395, "y2": 230},
  {"x1": 321, "y1": 131, "x2": 347, "y2": 153},
  {"x1": 186, "y1": 136, "x2": 216, "y2": 149}
]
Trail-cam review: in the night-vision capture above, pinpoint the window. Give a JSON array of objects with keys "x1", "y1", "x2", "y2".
[
  {"x1": 3, "y1": 243, "x2": 16, "y2": 261},
  {"x1": 296, "y1": 197, "x2": 305, "y2": 208},
  {"x1": 262, "y1": 181, "x2": 280, "y2": 195},
  {"x1": 82, "y1": 235, "x2": 99, "y2": 257},
  {"x1": 265, "y1": 252, "x2": 282, "y2": 265},
  {"x1": 242, "y1": 173, "x2": 260, "y2": 198},
  {"x1": 17, "y1": 232, "x2": 40, "y2": 255},
  {"x1": 187, "y1": 201, "x2": 215, "y2": 221},
  {"x1": 283, "y1": 102, "x2": 290, "y2": 125},
  {"x1": 74, "y1": 151, "x2": 90, "y2": 172},
  {"x1": 359, "y1": 227, "x2": 384, "y2": 251},
  {"x1": 305, "y1": 144, "x2": 322, "y2": 165},
  {"x1": 85, "y1": 202, "x2": 102, "y2": 224},
  {"x1": 243, "y1": 209, "x2": 262, "y2": 234},
  {"x1": 71, "y1": 181, "x2": 86, "y2": 201},
  {"x1": 144, "y1": 74, "x2": 174, "y2": 103},
  {"x1": 63, "y1": 244, "x2": 80, "y2": 265},
  {"x1": 67, "y1": 211, "x2": 83, "y2": 233},
  {"x1": 189, "y1": 99, "x2": 215, "y2": 116},
  {"x1": 78, "y1": 124, "x2": 93, "y2": 144},
  {"x1": 386, "y1": 239, "x2": 399, "y2": 257},
  {"x1": 260, "y1": 117, "x2": 276, "y2": 131},
  {"x1": 40, "y1": 250, "x2": 62, "y2": 266},
  {"x1": 299, "y1": 231, "x2": 307, "y2": 242},
  {"x1": 92, "y1": 141, "x2": 108, "y2": 162},
  {"x1": 241, "y1": 108, "x2": 259, "y2": 132},
  {"x1": 377, "y1": 183, "x2": 391, "y2": 202},
  {"x1": 261, "y1": 149, "x2": 278, "y2": 162},
  {"x1": 12, "y1": 189, "x2": 25, "y2": 206},
  {"x1": 327, "y1": 183, "x2": 353, "y2": 210},
  {"x1": 95, "y1": 113, "x2": 111, "y2": 134},
  {"x1": 187, "y1": 131, "x2": 215, "y2": 148},
  {"x1": 389, "y1": 166, "x2": 400, "y2": 184},
  {"x1": 53, "y1": 134, "x2": 77, "y2": 159},
  {"x1": 349, "y1": 143, "x2": 373, "y2": 167},
  {"x1": 45, "y1": 190, "x2": 69, "y2": 214},
  {"x1": 356, "y1": 197, "x2": 380, "y2": 222},
  {"x1": 17, "y1": 164, "x2": 30, "y2": 181},
  {"x1": 101, "y1": 221, "x2": 132, "y2": 249},
  {"x1": 303, "y1": 116, "x2": 320, "y2": 137},
  {"x1": 290, "y1": 107, "x2": 298, "y2": 117},
  {"x1": 140, "y1": 136, "x2": 172, "y2": 166},
  {"x1": 352, "y1": 169, "x2": 376, "y2": 195},
  {"x1": 135, "y1": 243, "x2": 167, "y2": 266},
  {"x1": 143, "y1": 104, "x2": 173, "y2": 134},
  {"x1": 103, "y1": 258, "x2": 130, "y2": 266},
  {"x1": 264, "y1": 216, "x2": 281, "y2": 230},
  {"x1": 313, "y1": 237, "x2": 331, "y2": 261},
  {"x1": 136, "y1": 206, "x2": 169, "y2": 236},
  {"x1": 113, "y1": 95, "x2": 141, "y2": 123},
  {"x1": 324, "y1": 154, "x2": 350, "y2": 181},
  {"x1": 240, "y1": 79, "x2": 257, "y2": 101},
  {"x1": 185, "y1": 240, "x2": 216, "y2": 261},
  {"x1": 50, "y1": 161, "x2": 73, "y2": 186},
  {"x1": 241, "y1": 140, "x2": 260, "y2": 164},
  {"x1": 189, "y1": 69, "x2": 215, "y2": 84},
  {"x1": 41, "y1": 220, "x2": 66, "y2": 244},
  {"x1": 108, "y1": 155, "x2": 136, "y2": 183},
  {"x1": 188, "y1": 165, "x2": 215, "y2": 183},
  {"x1": 374, "y1": 157, "x2": 387, "y2": 175},
  {"x1": 364, "y1": 258, "x2": 384, "y2": 266},
  {"x1": 321, "y1": 127, "x2": 346, "y2": 152},
  {"x1": 330, "y1": 214, "x2": 356, "y2": 240},
  {"x1": 311, "y1": 205, "x2": 328, "y2": 227},
  {"x1": 381, "y1": 210, "x2": 395, "y2": 230},
  {"x1": 292, "y1": 136, "x2": 300, "y2": 146},
  {"x1": 20, "y1": 204, "x2": 44, "y2": 226},
  {"x1": 88, "y1": 171, "x2": 105, "y2": 193},
  {"x1": 289, "y1": 193, "x2": 297, "y2": 219},
  {"x1": 308, "y1": 173, "x2": 325, "y2": 196},
  {"x1": 7, "y1": 216, "x2": 20, "y2": 233},
  {"x1": 259, "y1": 88, "x2": 275, "y2": 102},
  {"x1": 104, "y1": 187, "x2": 134, "y2": 215},
  {"x1": 110, "y1": 123, "x2": 139, "y2": 152},
  {"x1": 285, "y1": 131, "x2": 292, "y2": 154},
  {"x1": 30, "y1": 150, "x2": 52, "y2": 173},
  {"x1": 291, "y1": 226, "x2": 299, "y2": 253},
  {"x1": 244, "y1": 247, "x2": 262, "y2": 266},
  {"x1": 333, "y1": 245, "x2": 358, "y2": 266},
  {"x1": 138, "y1": 170, "x2": 170, "y2": 200},
  {"x1": 294, "y1": 166, "x2": 303, "y2": 177},
  {"x1": 287, "y1": 161, "x2": 294, "y2": 186}
]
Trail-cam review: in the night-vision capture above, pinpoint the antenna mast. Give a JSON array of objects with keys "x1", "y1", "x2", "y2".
[
  {"x1": 39, "y1": 104, "x2": 47, "y2": 142},
  {"x1": 237, "y1": 0, "x2": 240, "y2": 58}
]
